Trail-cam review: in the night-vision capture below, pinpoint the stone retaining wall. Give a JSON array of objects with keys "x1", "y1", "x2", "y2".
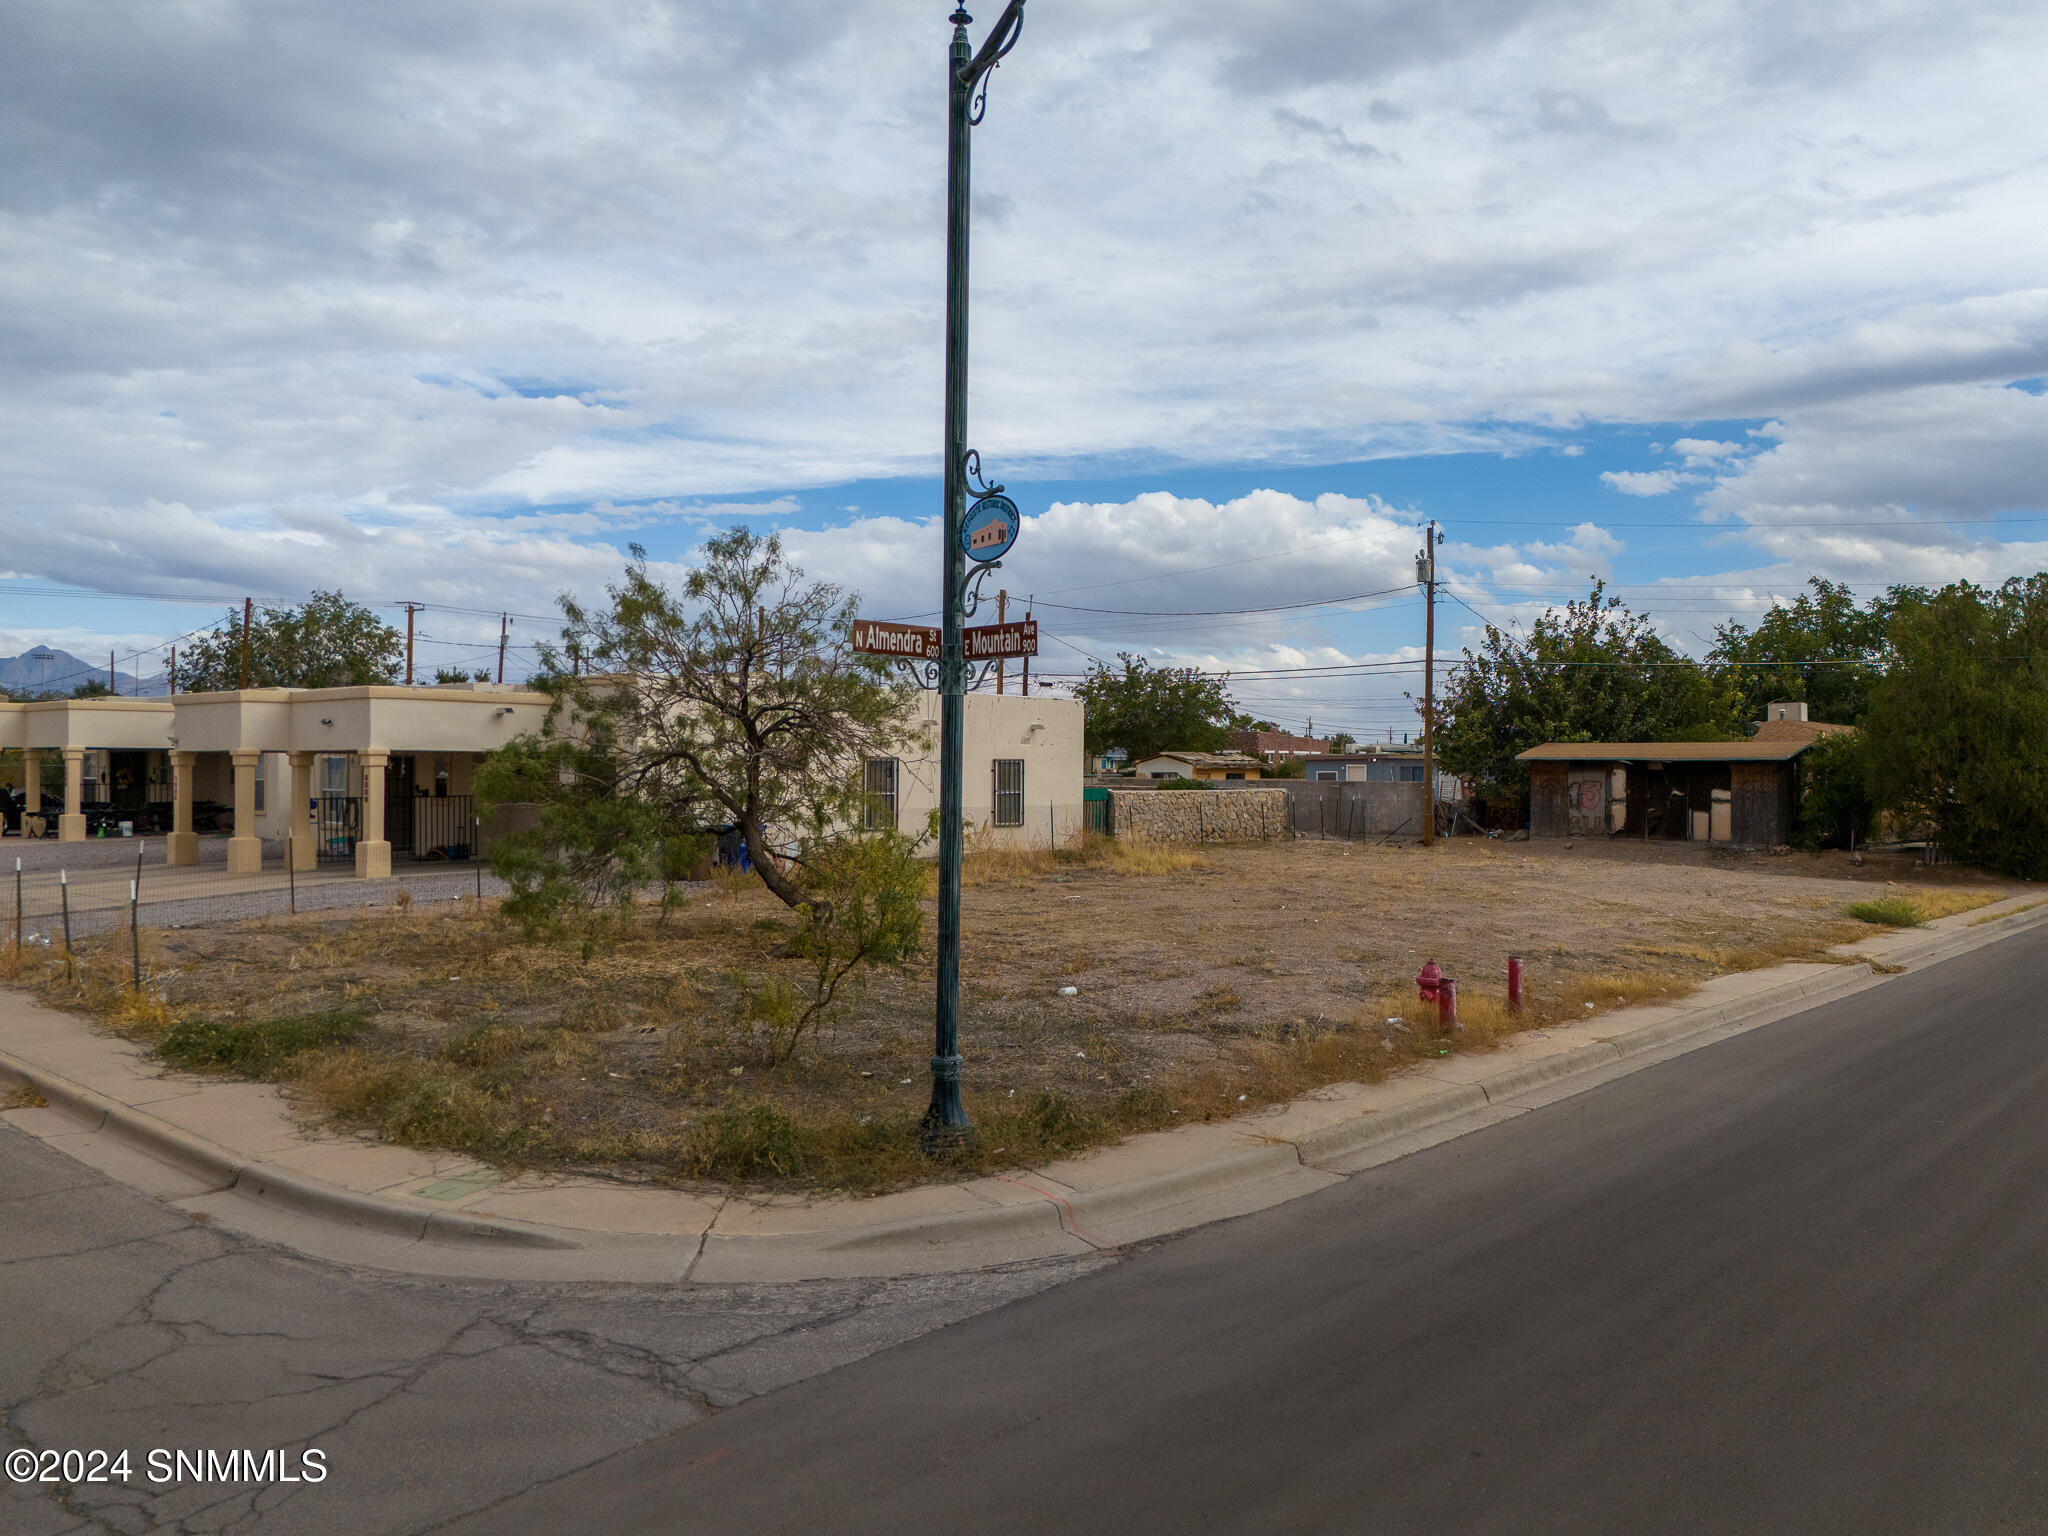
[{"x1": 1106, "y1": 787, "x2": 1293, "y2": 844}]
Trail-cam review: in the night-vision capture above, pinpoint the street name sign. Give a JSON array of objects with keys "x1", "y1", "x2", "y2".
[
  {"x1": 850, "y1": 621, "x2": 943, "y2": 660},
  {"x1": 963, "y1": 619, "x2": 1039, "y2": 660}
]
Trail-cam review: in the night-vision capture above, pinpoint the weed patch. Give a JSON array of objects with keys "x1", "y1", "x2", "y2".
[{"x1": 159, "y1": 1010, "x2": 374, "y2": 1076}]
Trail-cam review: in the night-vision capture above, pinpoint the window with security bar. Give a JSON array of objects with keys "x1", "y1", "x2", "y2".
[
  {"x1": 862, "y1": 757, "x2": 898, "y2": 830},
  {"x1": 993, "y1": 758, "x2": 1025, "y2": 828}
]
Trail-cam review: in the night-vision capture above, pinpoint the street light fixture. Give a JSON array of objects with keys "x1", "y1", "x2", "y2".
[{"x1": 925, "y1": 0, "x2": 1027, "y2": 1151}]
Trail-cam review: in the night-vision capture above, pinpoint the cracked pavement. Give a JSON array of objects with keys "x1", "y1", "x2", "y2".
[{"x1": 0, "y1": 1124, "x2": 1113, "y2": 1535}]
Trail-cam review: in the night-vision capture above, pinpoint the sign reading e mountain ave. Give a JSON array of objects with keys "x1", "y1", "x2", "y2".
[
  {"x1": 850, "y1": 621, "x2": 942, "y2": 660},
  {"x1": 963, "y1": 620, "x2": 1038, "y2": 660}
]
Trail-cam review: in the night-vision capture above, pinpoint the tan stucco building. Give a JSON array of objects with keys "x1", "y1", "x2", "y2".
[
  {"x1": 3, "y1": 683, "x2": 1086, "y2": 867},
  {"x1": 1, "y1": 683, "x2": 545, "y2": 876}
]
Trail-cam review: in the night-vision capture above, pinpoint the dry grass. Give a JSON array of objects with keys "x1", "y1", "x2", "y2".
[
  {"x1": 1846, "y1": 886, "x2": 2002, "y2": 927},
  {"x1": 2, "y1": 1081, "x2": 48, "y2": 1110},
  {"x1": 960, "y1": 828, "x2": 1208, "y2": 887},
  {"x1": 9, "y1": 836, "x2": 2016, "y2": 1196},
  {"x1": 1973, "y1": 899, "x2": 2047, "y2": 927}
]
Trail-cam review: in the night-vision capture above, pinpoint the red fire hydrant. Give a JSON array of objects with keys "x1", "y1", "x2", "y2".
[{"x1": 1416, "y1": 959, "x2": 1443, "y2": 1005}]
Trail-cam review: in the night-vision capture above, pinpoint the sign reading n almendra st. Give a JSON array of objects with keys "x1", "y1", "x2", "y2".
[{"x1": 850, "y1": 621, "x2": 943, "y2": 660}]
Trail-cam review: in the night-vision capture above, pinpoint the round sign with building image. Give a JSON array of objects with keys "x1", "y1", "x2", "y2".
[{"x1": 961, "y1": 493, "x2": 1020, "y2": 563}]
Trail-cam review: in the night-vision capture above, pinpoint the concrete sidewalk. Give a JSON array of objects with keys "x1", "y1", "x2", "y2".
[{"x1": 4, "y1": 891, "x2": 2044, "y2": 1284}]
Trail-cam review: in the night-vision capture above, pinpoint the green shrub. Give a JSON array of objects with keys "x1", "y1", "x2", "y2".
[
  {"x1": 1844, "y1": 896, "x2": 1923, "y2": 927},
  {"x1": 159, "y1": 1010, "x2": 372, "y2": 1076},
  {"x1": 678, "y1": 1102, "x2": 810, "y2": 1180}
]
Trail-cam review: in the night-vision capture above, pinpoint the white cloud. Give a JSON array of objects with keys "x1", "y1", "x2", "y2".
[
  {"x1": 0, "y1": 0, "x2": 2042, "y2": 526},
  {"x1": 1669, "y1": 438, "x2": 1745, "y2": 466},
  {"x1": 1601, "y1": 469, "x2": 1688, "y2": 496}
]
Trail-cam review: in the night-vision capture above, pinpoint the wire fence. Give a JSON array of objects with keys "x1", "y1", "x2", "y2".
[{"x1": 4, "y1": 836, "x2": 508, "y2": 986}]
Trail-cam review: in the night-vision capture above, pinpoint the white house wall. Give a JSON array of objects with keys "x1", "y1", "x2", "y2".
[{"x1": 887, "y1": 692, "x2": 1084, "y2": 849}]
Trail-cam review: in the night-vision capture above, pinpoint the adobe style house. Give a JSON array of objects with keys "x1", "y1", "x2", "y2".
[
  {"x1": 1515, "y1": 703, "x2": 1848, "y2": 848},
  {"x1": 2, "y1": 684, "x2": 1085, "y2": 869}
]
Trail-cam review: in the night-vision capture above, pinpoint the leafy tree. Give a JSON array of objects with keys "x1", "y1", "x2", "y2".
[
  {"x1": 473, "y1": 735, "x2": 707, "y2": 939},
  {"x1": 69, "y1": 679, "x2": 114, "y2": 699},
  {"x1": 1864, "y1": 577, "x2": 2048, "y2": 877},
  {"x1": 179, "y1": 592, "x2": 402, "y2": 691},
  {"x1": 1436, "y1": 580, "x2": 1747, "y2": 804},
  {"x1": 1228, "y1": 712, "x2": 1279, "y2": 732},
  {"x1": 1709, "y1": 578, "x2": 1903, "y2": 726},
  {"x1": 525, "y1": 527, "x2": 917, "y2": 911},
  {"x1": 434, "y1": 666, "x2": 495, "y2": 685},
  {"x1": 1076, "y1": 653, "x2": 1234, "y2": 765},
  {"x1": 1795, "y1": 729, "x2": 1876, "y2": 850},
  {"x1": 1326, "y1": 731, "x2": 1357, "y2": 754}
]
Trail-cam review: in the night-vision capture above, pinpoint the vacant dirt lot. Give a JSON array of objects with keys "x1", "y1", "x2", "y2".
[{"x1": 15, "y1": 837, "x2": 2019, "y2": 1193}]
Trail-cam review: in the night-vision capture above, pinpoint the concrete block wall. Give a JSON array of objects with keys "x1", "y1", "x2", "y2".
[{"x1": 1107, "y1": 787, "x2": 1293, "y2": 844}]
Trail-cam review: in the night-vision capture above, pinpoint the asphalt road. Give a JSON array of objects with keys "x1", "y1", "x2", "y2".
[
  {"x1": 447, "y1": 923, "x2": 2048, "y2": 1536},
  {"x1": 0, "y1": 1133, "x2": 1102, "y2": 1535}
]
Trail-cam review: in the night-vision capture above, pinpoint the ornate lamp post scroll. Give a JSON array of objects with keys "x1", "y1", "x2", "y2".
[{"x1": 927, "y1": 0, "x2": 1026, "y2": 1150}]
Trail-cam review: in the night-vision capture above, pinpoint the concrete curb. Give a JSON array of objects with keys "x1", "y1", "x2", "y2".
[
  {"x1": 4, "y1": 893, "x2": 2046, "y2": 1277},
  {"x1": 0, "y1": 1050, "x2": 584, "y2": 1251}
]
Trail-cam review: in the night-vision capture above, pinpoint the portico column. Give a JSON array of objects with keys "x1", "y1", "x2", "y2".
[
  {"x1": 20, "y1": 749, "x2": 42, "y2": 835},
  {"x1": 356, "y1": 750, "x2": 391, "y2": 879},
  {"x1": 59, "y1": 748, "x2": 86, "y2": 842},
  {"x1": 287, "y1": 752, "x2": 315, "y2": 871},
  {"x1": 166, "y1": 751, "x2": 198, "y2": 866},
  {"x1": 227, "y1": 750, "x2": 262, "y2": 874}
]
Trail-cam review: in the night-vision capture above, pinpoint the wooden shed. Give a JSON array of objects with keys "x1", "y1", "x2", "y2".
[{"x1": 1515, "y1": 739, "x2": 1815, "y2": 849}]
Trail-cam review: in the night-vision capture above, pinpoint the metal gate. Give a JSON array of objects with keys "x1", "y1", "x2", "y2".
[{"x1": 316, "y1": 794, "x2": 360, "y2": 865}]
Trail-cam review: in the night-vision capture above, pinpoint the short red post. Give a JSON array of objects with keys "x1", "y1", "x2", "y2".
[
  {"x1": 1508, "y1": 955, "x2": 1523, "y2": 1013},
  {"x1": 1438, "y1": 976, "x2": 1459, "y2": 1034}
]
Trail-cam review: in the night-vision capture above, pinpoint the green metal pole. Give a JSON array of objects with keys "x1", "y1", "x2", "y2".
[
  {"x1": 925, "y1": 0, "x2": 1026, "y2": 1152},
  {"x1": 927, "y1": 7, "x2": 977, "y2": 1150}
]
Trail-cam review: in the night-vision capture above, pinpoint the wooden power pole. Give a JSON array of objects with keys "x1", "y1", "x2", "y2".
[
  {"x1": 403, "y1": 603, "x2": 422, "y2": 686},
  {"x1": 239, "y1": 597, "x2": 253, "y2": 689},
  {"x1": 496, "y1": 613, "x2": 509, "y2": 684},
  {"x1": 996, "y1": 590, "x2": 1007, "y2": 694},
  {"x1": 1419, "y1": 521, "x2": 1440, "y2": 847}
]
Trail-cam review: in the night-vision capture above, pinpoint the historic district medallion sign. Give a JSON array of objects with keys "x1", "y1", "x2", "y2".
[{"x1": 961, "y1": 493, "x2": 1020, "y2": 562}]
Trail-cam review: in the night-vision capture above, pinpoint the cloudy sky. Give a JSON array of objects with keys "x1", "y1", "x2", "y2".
[{"x1": 4, "y1": 0, "x2": 2045, "y2": 733}]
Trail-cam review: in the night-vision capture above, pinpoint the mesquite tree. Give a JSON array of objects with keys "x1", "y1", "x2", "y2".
[{"x1": 535, "y1": 527, "x2": 919, "y2": 910}]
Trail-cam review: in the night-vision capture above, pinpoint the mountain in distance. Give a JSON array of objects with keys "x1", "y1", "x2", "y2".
[{"x1": 0, "y1": 647, "x2": 169, "y2": 698}]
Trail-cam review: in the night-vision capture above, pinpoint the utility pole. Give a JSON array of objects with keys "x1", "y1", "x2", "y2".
[
  {"x1": 1021, "y1": 595, "x2": 1031, "y2": 697},
  {"x1": 239, "y1": 597, "x2": 252, "y2": 690},
  {"x1": 496, "y1": 613, "x2": 510, "y2": 684},
  {"x1": 1418, "y1": 521, "x2": 1441, "y2": 847},
  {"x1": 168, "y1": 646, "x2": 176, "y2": 695},
  {"x1": 929, "y1": 0, "x2": 1027, "y2": 1152},
  {"x1": 403, "y1": 603, "x2": 422, "y2": 686},
  {"x1": 109, "y1": 649, "x2": 116, "y2": 695},
  {"x1": 996, "y1": 590, "x2": 1007, "y2": 693}
]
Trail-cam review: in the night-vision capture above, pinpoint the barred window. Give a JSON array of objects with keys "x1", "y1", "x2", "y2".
[
  {"x1": 993, "y1": 759, "x2": 1025, "y2": 828},
  {"x1": 862, "y1": 757, "x2": 898, "y2": 830}
]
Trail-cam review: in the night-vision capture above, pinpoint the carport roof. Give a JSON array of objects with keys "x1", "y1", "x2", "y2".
[{"x1": 1515, "y1": 740, "x2": 1812, "y2": 763}]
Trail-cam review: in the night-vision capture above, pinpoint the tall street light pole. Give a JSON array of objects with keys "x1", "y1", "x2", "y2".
[{"x1": 928, "y1": 0, "x2": 1026, "y2": 1150}]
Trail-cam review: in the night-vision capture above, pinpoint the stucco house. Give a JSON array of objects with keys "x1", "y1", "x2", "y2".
[{"x1": 1130, "y1": 750, "x2": 1265, "y2": 781}]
